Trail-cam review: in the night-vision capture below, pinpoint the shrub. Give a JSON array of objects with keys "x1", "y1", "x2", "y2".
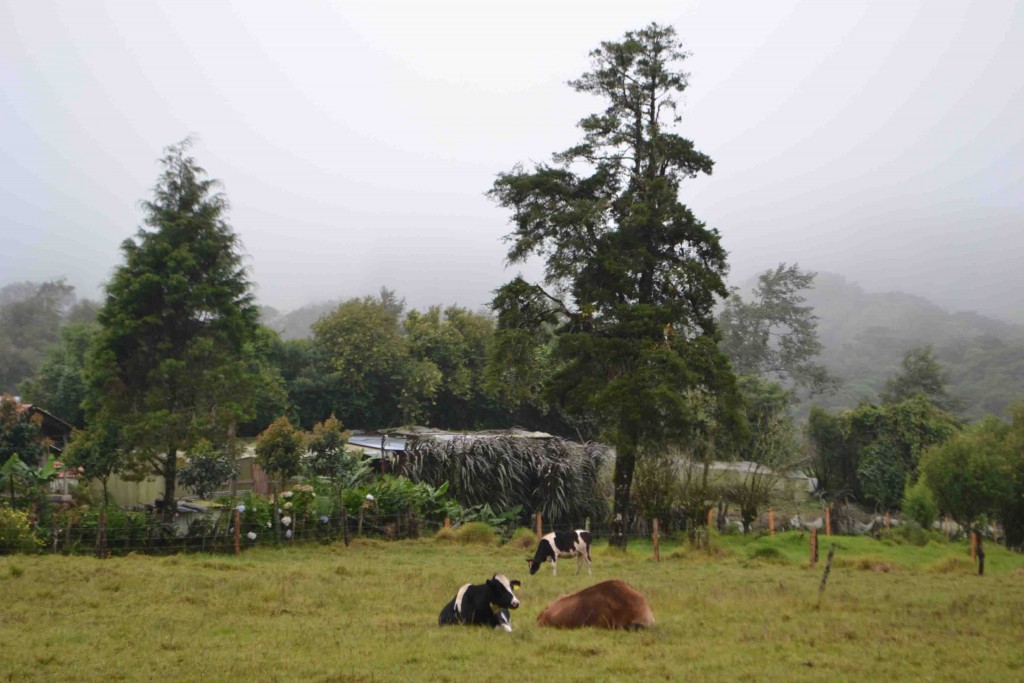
[
  {"x1": 507, "y1": 527, "x2": 538, "y2": 550},
  {"x1": 0, "y1": 505, "x2": 43, "y2": 554},
  {"x1": 902, "y1": 478, "x2": 938, "y2": 530},
  {"x1": 455, "y1": 522, "x2": 499, "y2": 545},
  {"x1": 433, "y1": 528, "x2": 458, "y2": 542},
  {"x1": 748, "y1": 546, "x2": 784, "y2": 562}
]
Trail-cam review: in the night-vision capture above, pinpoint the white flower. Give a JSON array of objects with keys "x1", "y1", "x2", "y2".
[
  {"x1": 283, "y1": 502, "x2": 292, "y2": 510},
  {"x1": 267, "y1": 521, "x2": 272, "y2": 528},
  {"x1": 281, "y1": 516, "x2": 292, "y2": 527},
  {"x1": 282, "y1": 491, "x2": 293, "y2": 499},
  {"x1": 246, "y1": 532, "x2": 257, "y2": 541},
  {"x1": 365, "y1": 494, "x2": 375, "y2": 501},
  {"x1": 236, "y1": 504, "x2": 246, "y2": 513},
  {"x1": 319, "y1": 515, "x2": 329, "y2": 524},
  {"x1": 285, "y1": 529, "x2": 293, "y2": 539}
]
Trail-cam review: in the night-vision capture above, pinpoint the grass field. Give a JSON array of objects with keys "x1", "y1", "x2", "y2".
[{"x1": 2, "y1": 532, "x2": 1023, "y2": 682}]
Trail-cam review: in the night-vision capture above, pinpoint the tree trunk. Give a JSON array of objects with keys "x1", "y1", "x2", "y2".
[
  {"x1": 161, "y1": 446, "x2": 178, "y2": 524},
  {"x1": 610, "y1": 441, "x2": 637, "y2": 550}
]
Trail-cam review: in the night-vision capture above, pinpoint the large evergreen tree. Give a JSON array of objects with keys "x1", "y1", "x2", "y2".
[
  {"x1": 89, "y1": 139, "x2": 260, "y2": 521},
  {"x1": 488, "y1": 24, "x2": 742, "y2": 547}
]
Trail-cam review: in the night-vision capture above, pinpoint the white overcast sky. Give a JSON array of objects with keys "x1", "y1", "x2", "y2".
[{"x1": 2, "y1": 0, "x2": 1022, "y2": 322}]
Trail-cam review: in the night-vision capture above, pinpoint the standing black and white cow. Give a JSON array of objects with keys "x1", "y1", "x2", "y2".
[
  {"x1": 527, "y1": 530, "x2": 592, "y2": 576},
  {"x1": 438, "y1": 574, "x2": 521, "y2": 631}
]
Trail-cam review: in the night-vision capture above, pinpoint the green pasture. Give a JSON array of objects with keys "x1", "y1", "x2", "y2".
[{"x1": 1, "y1": 532, "x2": 1023, "y2": 682}]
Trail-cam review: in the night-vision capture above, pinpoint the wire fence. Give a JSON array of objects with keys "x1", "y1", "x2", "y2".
[
  {"x1": 7, "y1": 500, "x2": 946, "y2": 558},
  {"x1": 8, "y1": 507, "x2": 687, "y2": 558}
]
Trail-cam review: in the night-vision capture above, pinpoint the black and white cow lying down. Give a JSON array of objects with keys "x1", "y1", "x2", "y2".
[
  {"x1": 438, "y1": 574, "x2": 521, "y2": 632},
  {"x1": 527, "y1": 530, "x2": 592, "y2": 576}
]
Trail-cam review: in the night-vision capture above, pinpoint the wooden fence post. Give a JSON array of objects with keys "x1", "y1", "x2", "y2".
[
  {"x1": 810, "y1": 528, "x2": 818, "y2": 567},
  {"x1": 970, "y1": 531, "x2": 977, "y2": 560},
  {"x1": 234, "y1": 508, "x2": 240, "y2": 556},
  {"x1": 652, "y1": 518, "x2": 660, "y2": 562},
  {"x1": 885, "y1": 511, "x2": 890, "y2": 529},
  {"x1": 444, "y1": 518, "x2": 451, "y2": 529},
  {"x1": 535, "y1": 511, "x2": 543, "y2": 540},
  {"x1": 825, "y1": 507, "x2": 832, "y2": 536},
  {"x1": 341, "y1": 504, "x2": 350, "y2": 547},
  {"x1": 707, "y1": 507, "x2": 713, "y2": 528},
  {"x1": 769, "y1": 508, "x2": 775, "y2": 536}
]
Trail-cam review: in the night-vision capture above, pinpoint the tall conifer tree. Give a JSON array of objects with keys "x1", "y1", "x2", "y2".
[
  {"x1": 488, "y1": 24, "x2": 742, "y2": 547},
  {"x1": 90, "y1": 139, "x2": 259, "y2": 521}
]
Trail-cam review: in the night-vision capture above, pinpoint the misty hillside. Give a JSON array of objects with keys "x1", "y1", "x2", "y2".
[
  {"x1": 259, "y1": 301, "x2": 340, "y2": 340},
  {"x1": 804, "y1": 273, "x2": 1024, "y2": 419},
  {"x1": 254, "y1": 272, "x2": 1024, "y2": 421}
]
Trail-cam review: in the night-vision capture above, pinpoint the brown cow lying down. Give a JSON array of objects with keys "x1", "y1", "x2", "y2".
[{"x1": 536, "y1": 579, "x2": 655, "y2": 630}]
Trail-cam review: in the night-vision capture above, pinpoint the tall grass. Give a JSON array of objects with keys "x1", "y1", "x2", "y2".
[{"x1": 1, "y1": 534, "x2": 1022, "y2": 682}]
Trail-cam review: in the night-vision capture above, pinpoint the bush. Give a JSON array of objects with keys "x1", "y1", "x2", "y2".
[
  {"x1": 902, "y1": 478, "x2": 938, "y2": 530},
  {"x1": 877, "y1": 525, "x2": 943, "y2": 548},
  {"x1": 455, "y1": 522, "x2": 499, "y2": 545},
  {"x1": 0, "y1": 505, "x2": 42, "y2": 554},
  {"x1": 507, "y1": 527, "x2": 539, "y2": 550},
  {"x1": 434, "y1": 528, "x2": 458, "y2": 542},
  {"x1": 748, "y1": 546, "x2": 784, "y2": 561}
]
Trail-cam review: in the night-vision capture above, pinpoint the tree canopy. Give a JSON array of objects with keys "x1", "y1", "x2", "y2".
[
  {"x1": 488, "y1": 23, "x2": 742, "y2": 547},
  {"x1": 718, "y1": 263, "x2": 837, "y2": 396},
  {"x1": 881, "y1": 345, "x2": 960, "y2": 412}
]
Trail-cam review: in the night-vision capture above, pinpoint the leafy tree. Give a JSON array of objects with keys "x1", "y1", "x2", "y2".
[
  {"x1": 88, "y1": 139, "x2": 260, "y2": 522},
  {"x1": 305, "y1": 414, "x2": 351, "y2": 478},
  {"x1": 881, "y1": 345, "x2": 960, "y2": 412},
  {"x1": 18, "y1": 323, "x2": 98, "y2": 428},
  {"x1": 487, "y1": 24, "x2": 742, "y2": 548},
  {"x1": 265, "y1": 336, "x2": 346, "y2": 430},
  {"x1": 178, "y1": 438, "x2": 238, "y2": 500},
  {"x1": 902, "y1": 477, "x2": 938, "y2": 530},
  {"x1": 727, "y1": 376, "x2": 802, "y2": 532},
  {"x1": 64, "y1": 415, "x2": 129, "y2": 509},
  {"x1": 919, "y1": 418, "x2": 1015, "y2": 533},
  {"x1": 312, "y1": 290, "x2": 411, "y2": 427},
  {"x1": 0, "y1": 395, "x2": 47, "y2": 471},
  {"x1": 851, "y1": 397, "x2": 959, "y2": 510},
  {"x1": 719, "y1": 264, "x2": 838, "y2": 396},
  {"x1": 254, "y1": 416, "x2": 305, "y2": 491},
  {"x1": 64, "y1": 414, "x2": 130, "y2": 553},
  {"x1": 1000, "y1": 402, "x2": 1024, "y2": 548},
  {"x1": 235, "y1": 326, "x2": 291, "y2": 436},
  {"x1": 807, "y1": 397, "x2": 959, "y2": 510},
  {"x1": 804, "y1": 406, "x2": 858, "y2": 503},
  {"x1": 404, "y1": 305, "x2": 508, "y2": 429}
]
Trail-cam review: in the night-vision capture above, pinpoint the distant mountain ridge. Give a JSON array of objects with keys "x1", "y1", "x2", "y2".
[{"x1": 800, "y1": 273, "x2": 1024, "y2": 419}]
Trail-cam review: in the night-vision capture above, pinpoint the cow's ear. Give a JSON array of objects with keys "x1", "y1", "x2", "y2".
[{"x1": 511, "y1": 580, "x2": 521, "y2": 591}]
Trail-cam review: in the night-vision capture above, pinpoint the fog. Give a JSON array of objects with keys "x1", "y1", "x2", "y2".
[{"x1": 2, "y1": 1, "x2": 1022, "y2": 322}]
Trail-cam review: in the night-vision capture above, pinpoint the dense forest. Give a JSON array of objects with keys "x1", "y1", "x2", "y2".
[{"x1": 5, "y1": 270, "x2": 1024, "y2": 427}]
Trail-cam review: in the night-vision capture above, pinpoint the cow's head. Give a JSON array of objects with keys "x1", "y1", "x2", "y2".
[
  {"x1": 525, "y1": 558, "x2": 542, "y2": 575},
  {"x1": 488, "y1": 574, "x2": 521, "y2": 610}
]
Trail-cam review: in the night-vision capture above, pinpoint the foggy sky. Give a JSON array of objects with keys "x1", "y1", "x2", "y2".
[{"x1": 2, "y1": 1, "x2": 1022, "y2": 322}]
